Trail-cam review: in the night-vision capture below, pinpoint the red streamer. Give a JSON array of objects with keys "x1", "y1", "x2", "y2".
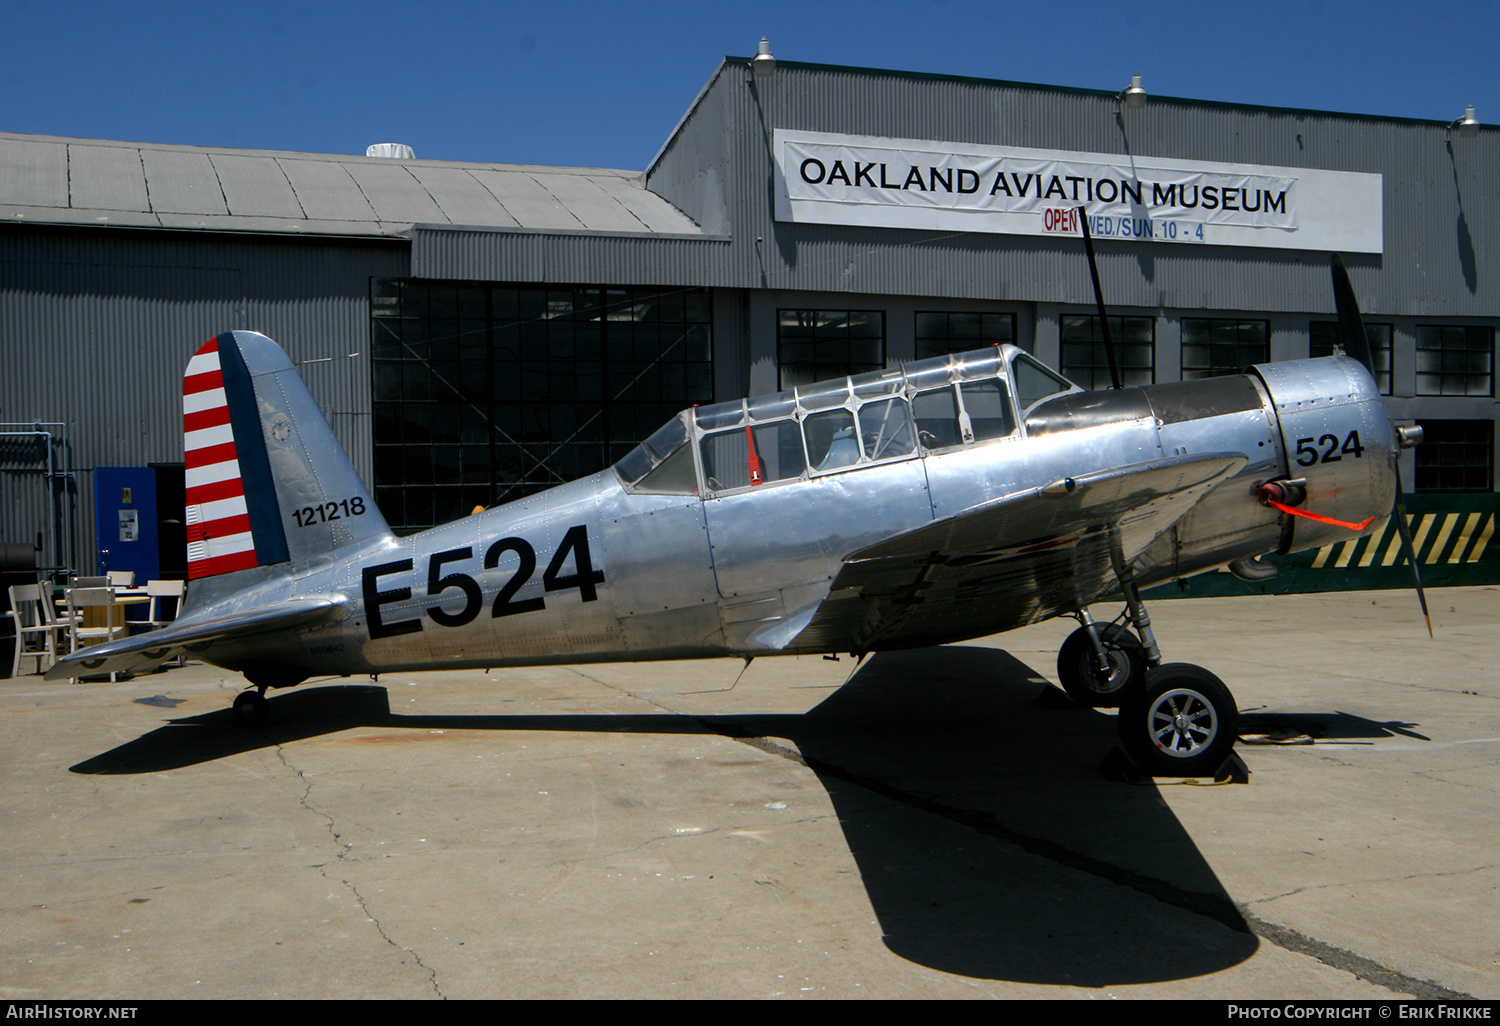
[{"x1": 1263, "y1": 498, "x2": 1375, "y2": 532}]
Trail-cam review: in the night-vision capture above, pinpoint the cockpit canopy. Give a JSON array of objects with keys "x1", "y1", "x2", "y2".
[{"x1": 615, "y1": 345, "x2": 1080, "y2": 496}]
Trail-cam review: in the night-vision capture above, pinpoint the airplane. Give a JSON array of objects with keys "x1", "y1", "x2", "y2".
[{"x1": 46, "y1": 256, "x2": 1423, "y2": 778}]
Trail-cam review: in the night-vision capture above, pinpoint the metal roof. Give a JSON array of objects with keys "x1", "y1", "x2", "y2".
[{"x1": 0, "y1": 133, "x2": 703, "y2": 238}]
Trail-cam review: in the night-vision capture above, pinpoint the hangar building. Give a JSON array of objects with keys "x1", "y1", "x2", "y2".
[{"x1": 1, "y1": 52, "x2": 1495, "y2": 590}]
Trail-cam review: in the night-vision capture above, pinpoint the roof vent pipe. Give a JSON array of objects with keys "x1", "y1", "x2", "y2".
[{"x1": 366, "y1": 143, "x2": 415, "y2": 159}]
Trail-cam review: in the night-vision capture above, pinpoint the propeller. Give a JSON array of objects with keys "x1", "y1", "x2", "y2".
[
  {"x1": 1330, "y1": 254, "x2": 1432, "y2": 637},
  {"x1": 1078, "y1": 208, "x2": 1122, "y2": 389}
]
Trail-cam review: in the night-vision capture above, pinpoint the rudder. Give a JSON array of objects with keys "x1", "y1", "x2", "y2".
[{"x1": 183, "y1": 331, "x2": 391, "y2": 582}]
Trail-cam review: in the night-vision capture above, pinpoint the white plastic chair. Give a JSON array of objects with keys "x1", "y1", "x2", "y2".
[
  {"x1": 106, "y1": 571, "x2": 135, "y2": 587},
  {"x1": 64, "y1": 587, "x2": 129, "y2": 682},
  {"x1": 9, "y1": 583, "x2": 72, "y2": 676},
  {"x1": 143, "y1": 580, "x2": 187, "y2": 666},
  {"x1": 144, "y1": 579, "x2": 185, "y2": 629}
]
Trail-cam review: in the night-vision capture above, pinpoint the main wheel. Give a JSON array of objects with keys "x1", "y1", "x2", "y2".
[
  {"x1": 1057, "y1": 624, "x2": 1145, "y2": 707},
  {"x1": 232, "y1": 689, "x2": 269, "y2": 727},
  {"x1": 1118, "y1": 664, "x2": 1239, "y2": 777}
]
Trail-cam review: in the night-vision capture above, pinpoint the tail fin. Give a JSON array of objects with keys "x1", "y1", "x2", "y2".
[{"x1": 183, "y1": 331, "x2": 391, "y2": 581}]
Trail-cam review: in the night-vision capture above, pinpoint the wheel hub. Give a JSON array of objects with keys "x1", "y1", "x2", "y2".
[{"x1": 1150, "y1": 688, "x2": 1217, "y2": 757}]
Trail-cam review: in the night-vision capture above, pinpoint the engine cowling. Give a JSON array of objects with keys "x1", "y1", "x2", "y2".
[{"x1": 1250, "y1": 355, "x2": 1397, "y2": 555}]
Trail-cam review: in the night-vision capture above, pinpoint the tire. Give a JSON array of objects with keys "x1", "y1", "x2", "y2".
[
  {"x1": 1057, "y1": 624, "x2": 1145, "y2": 707},
  {"x1": 1117, "y1": 664, "x2": 1239, "y2": 777},
  {"x1": 232, "y1": 690, "x2": 269, "y2": 727}
]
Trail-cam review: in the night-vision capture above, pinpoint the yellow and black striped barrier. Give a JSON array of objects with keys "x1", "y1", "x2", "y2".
[{"x1": 1147, "y1": 494, "x2": 1500, "y2": 598}]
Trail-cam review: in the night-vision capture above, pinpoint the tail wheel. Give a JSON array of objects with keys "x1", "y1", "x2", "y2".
[
  {"x1": 232, "y1": 689, "x2": 269, "y2": 727},
  {"x1": 1118, "y1": 664, "x2": 1239, "y2": 777},
  {"x1": 1057, "y1": 624, "x2": 1145, "y2": 707}
]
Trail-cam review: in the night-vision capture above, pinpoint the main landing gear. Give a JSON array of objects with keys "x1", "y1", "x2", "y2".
[{"x1": 1062, "y1": 566, "x2": 1240, "y2": 778}]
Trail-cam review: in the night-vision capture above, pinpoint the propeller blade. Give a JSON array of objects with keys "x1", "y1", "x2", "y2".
[
  {"x1": 1390, "y1": 461, "x2": 1433, "y2": 638},
  {"x1": 1334, "y1": 252, "x2": 1428, "y2": 636},
  {"x1": 1079, "y1": 208, "x2": 1122, "y2": 389},
  {"x1": 1330, "y1": 254, "x2": 1376, "y2": 374}
]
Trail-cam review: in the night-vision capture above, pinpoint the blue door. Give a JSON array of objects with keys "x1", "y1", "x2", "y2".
[{"x1": 94, "y1": 467, "x2": 160, "y2": 583}]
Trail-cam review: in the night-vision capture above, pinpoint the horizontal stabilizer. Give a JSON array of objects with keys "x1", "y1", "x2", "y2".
[{"x1": 44, "y1": 596, "x2": 346, "y2": 681}]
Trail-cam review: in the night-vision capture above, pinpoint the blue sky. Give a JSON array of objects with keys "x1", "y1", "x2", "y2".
[{"x1": 5, "y1": 0, "x2": 1495, "y2": 168}]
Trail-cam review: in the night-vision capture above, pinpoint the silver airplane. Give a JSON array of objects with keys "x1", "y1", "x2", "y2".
[{"x1": 48, "y1": 260, "x2": 1418, "y2": 777}]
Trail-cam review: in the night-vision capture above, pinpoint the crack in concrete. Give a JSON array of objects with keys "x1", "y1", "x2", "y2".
[
  {"x1": 333, "y1": 872, "x2": 446, "y2": 999},
  {"x1": 1250, "y1": 862, "x2": 1500, "y2": 906},
  {"x1": 271, "y1": 738, "x2": 446, "y2": 999}
]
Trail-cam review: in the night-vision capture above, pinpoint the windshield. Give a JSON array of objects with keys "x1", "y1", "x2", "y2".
[
  {"x1": 1011, "y1": 352, "x2": 1078, "y2": 412},
  {"x1": 615, "y1": 413, "x2": 689, "y2": 485}
]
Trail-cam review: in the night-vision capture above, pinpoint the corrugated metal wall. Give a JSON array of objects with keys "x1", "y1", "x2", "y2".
[
  {"x1": 3, "y1": 58, "x2": 1495, "y2": 575},
  {"x1": 0, "y1": 227, "x2": 407, "y2": 574},
  {"x1": 409, "y1": 226, "x2": 731, "y2": 286},
  {"x1": 633, "y1": 61, "x2": 1496, "y2": 317}
]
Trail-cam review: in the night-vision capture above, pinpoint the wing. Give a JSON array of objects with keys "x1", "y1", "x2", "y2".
[
  {"x1": 786, "y1": 452, "x2": 1247, "y2": 653},
  {"x1": 43, "y1": 596, "x2": 346, "y2": 681}
]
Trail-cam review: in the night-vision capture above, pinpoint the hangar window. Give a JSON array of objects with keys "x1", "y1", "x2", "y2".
[
  {"x1": 778, "y1": 310, "x2": 885, "y2": 389},
  {"x1": 1310, "y1": 322, "x2": 1392, "y2": 395},
  {"x1": 1415, "y1": 325, "x2": 1494, "y2": 397},
  {"x1": 1180, "y1": 319, "x2": 1269, "y2": 380},
  {"x1": 1414, "y1": 419, "x2": 1494, "y2": 492},
  {"x1": 915, "y1": 312, "x2": 1015, "y2": 360},
  {"x1": 372, "y1": 280, "x2": 713, "y2": 533},
  {"x1": 1061, "y1": 315, "x2": 1155, "y2": 389}
]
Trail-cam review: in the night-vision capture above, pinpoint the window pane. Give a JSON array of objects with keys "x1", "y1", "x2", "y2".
[
  {"x1": 914, "y1": 311, "x2": 1015, "y2": 360},
  {"x1": 753, "y1": 422, "x2": 807, "y2": 483},
  {"x1": 701, "y1": 429, "x2": 751, "y2": 491},
  {"x1": 960, "y1": 380, "x2": 1017, "y2": 441},
  {"x1": 1012, "y1": 353, "x2": 1075, "y2": 410},
  {"x1": 858, "y1": 398, "x2": 916, "y2": 461},
  {"x1": 1060, "y1": 315, "x2": 1154, "y2": 389},
  {"x1": 634, "y1": 444, "x2": 699, "y2": 495},
  {"x1": 913, "y1": 387, "x2": 963, "y2": 449},
  {"x1": 1415, "y1": 325, "x2": 1493, "y2": 397},
  {"x1": 1414, "y1": 420, "x2": 1494, "y2": 492},
  {"x1": 1181, "y1": 318, "x2": 1268, "y2": 380},
  {"x1": 779, "y1": 309, "x2": 885, "y2": 388},
  {"x1": 700, "y1": 422, "x2": 805, "y2": 491},
  {"x1": 804, "y1": 410, "x2": 859, "y2": 471}
]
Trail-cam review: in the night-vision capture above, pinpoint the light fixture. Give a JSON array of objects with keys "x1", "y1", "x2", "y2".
[
  {"x1": 752, "y1": 36, "x2": 776, "y2": 78},
  {"x1": 1119, "y1": 72, "x2": 1147, "y2": 110},
  {"x1": 1454, "y1": 104, "x2": 1480, "y2": 138}
]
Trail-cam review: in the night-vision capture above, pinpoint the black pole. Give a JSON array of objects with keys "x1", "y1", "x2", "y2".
[{"x1": 1078, "y1": 207, "x2": 1121, "y2": 390}]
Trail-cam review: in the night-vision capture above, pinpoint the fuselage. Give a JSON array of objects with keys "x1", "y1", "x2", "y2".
[{"x1": 205, "y1": 346, "x2": 1397, "y2": 681}]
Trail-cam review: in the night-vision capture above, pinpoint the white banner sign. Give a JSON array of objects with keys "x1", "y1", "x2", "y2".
[{"x1": 774, "y1": 130, "x2": 1382, "y2": 253}]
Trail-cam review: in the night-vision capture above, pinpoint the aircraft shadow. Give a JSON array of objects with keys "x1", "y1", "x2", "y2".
[{"x1": 66, "y1": 646, "x2": 1307, "y2": 985}]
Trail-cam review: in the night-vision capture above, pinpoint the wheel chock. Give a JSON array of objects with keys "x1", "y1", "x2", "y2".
[{"x1": 1099, "y1": 745, "x2": 1252, "y2": 784}]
